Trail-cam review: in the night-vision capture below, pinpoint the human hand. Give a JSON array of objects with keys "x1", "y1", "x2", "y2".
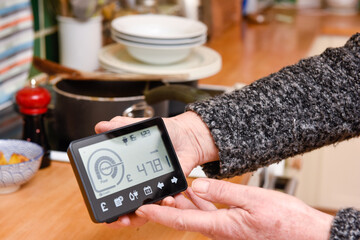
[
  {"x1": 94, "y1": 111, "x2": 219, "y2": 227},
  {"x1": 95, "y1": 111, "x2": 218, "y2": 177},
  {"x1": 135, "y1": 178, "x2": 334, "y2": 240}
]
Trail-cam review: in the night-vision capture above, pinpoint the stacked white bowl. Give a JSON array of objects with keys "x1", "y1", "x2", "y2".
[{"x1": 110, "y1": 14, "x2": 207, "y2": 65}]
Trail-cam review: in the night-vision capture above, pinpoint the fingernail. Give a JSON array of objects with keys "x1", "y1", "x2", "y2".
[
  {"x1": 135, "y1": 209, "x2": 146, "y2": 218},
  {"x1": 119, "y1": 217, "x2": 130, "y2": 226},
  {"x1": 192, "y1": 179, "x2": 209, "y2": 193}
]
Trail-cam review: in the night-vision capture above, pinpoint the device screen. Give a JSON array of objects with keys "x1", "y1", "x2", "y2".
[{"x1": 78, "y1": 125, "x2": 175, "y2": 199}]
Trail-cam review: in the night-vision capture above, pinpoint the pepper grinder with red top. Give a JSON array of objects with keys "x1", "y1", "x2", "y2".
[{"x1": 16, "y1": 79, "x2": 51, "y2": 169}]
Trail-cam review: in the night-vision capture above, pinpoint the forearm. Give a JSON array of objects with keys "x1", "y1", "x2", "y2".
[{"x1": 187, "y1": 33, "x2": 360, "y2": 179}]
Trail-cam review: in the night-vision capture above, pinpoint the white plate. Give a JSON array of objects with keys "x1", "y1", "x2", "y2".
[
  {"x1": 111, "y1": 14, "x2": 207, "y2": 40},
  {"x1": 112, "y1": 33, "x2": 206, "y2": 49},
  {"x1": 111, "y1": 30, "x2": 207, "y2": 45},
  {"x1": 98, "y1": 44, "x2": 222, "y2": 81}
]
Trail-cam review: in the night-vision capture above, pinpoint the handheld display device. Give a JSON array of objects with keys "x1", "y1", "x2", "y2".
[{"x1": 67, "y1": 117, "x2": 188, "y2": 223}]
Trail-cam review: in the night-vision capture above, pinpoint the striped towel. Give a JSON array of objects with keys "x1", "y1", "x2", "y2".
[{"x1": 0, "y1": 0, "x2": 34, "y2": 105}]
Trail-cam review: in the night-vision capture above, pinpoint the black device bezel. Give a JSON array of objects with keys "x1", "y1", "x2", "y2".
[{"x1": 67, "y1": 117, "x2": 188, "y2": 223}]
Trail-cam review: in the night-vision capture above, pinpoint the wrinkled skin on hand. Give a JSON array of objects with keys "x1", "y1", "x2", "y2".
[
  {"x1": 94, "y1": 111, "x2": 218, "y2": 227},
  {"x1": 95, "y1": 113, "x2": 333, "y2": 240},
  {"x1": 136, "y1": 178, "x2": 334, "y2": 240}
]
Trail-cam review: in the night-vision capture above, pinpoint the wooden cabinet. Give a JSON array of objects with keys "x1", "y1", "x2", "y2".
[{"x1": 200, "y1": 0, "x2": 242, "y2": 38}]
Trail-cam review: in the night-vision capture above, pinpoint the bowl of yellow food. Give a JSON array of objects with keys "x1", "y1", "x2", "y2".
[{"x1": 0, "y1": 139, "x2": 43, "y2": 194}]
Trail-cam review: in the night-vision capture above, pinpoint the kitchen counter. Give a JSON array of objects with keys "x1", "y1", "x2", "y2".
[
  {"x1": 201, "y1": 8, "x2": 360, "y2": 86},
  {"x1": 0, "y1": 161, "x2": 247, "y2": 240},
  {"x1": 1, "y1": 8, "x2": 360, "y2": 240}
]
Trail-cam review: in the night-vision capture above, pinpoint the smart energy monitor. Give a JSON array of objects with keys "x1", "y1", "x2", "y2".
[{"x1": 67, "y1": 117, "x2": 188, "y2": 223}]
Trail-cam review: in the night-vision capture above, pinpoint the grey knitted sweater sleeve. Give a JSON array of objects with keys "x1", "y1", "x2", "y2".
[{"x1": 186, "y1": 33, "x2": 360, "y2": 239}]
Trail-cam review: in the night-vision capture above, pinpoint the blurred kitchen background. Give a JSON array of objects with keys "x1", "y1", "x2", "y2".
[
  {"x1": 1, "y1": 0, "x2": 360, "y2": 216},
  {"x1": 26, "y1": 0, "x2": 360, "y2": 75}
]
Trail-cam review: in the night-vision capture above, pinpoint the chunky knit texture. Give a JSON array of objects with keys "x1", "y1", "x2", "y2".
[
  {"x1": 330, "y1": 208, "x2": 360, "y2": 240},
  {"x1": 187, "y1": 33, "x2": 360, "y2": 239},
  {"x1": 187, "y1": 33, "x2": 360, "y2": 178}
]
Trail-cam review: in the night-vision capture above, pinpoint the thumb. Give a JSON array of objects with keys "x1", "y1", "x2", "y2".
[{"x1": 192, "y1": 178, "x2": 258, "y2": 208}]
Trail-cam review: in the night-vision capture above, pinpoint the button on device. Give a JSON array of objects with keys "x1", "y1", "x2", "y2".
[
  {"x1": 129, "y1": 190, "x2": 139, "y2": 201},
  {"x1": 114, "y1": 196, "x2": 124, "y2": 207},
  {"x1": 157, "y1": 182, "x2": 164, "y2": 189},
  {"x1": 143, "y1": 186, "x2": 152, "y2": 195},
  {"x1": 171, "y1": 176, "x2": 178, "y2": 184},
  {"x1": 101, "y1": 202, "x2": 108, "y2": 212}
]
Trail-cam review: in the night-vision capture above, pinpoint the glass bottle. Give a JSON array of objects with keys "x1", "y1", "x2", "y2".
[{"x1": 16, "y1": 79, "x2": 52, "y2": 169}]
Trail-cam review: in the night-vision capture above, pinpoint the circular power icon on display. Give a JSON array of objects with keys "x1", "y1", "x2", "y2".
[{"x1": 87, "y1": 148, "x2": 125, "y2": 195}]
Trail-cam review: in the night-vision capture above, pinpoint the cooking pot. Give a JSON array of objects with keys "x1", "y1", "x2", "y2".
[
  {"x1": 53, "y1": 79, "x2": 167, "y2": 150},
  {"x1": 52, "y1": 78, "x2": 209, "y2": 151}
]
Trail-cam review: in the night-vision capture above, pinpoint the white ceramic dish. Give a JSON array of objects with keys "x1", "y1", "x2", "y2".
[
  {"x1": 111, "y1": 32, "x2": 207, "y2": 48},
  {"x1": 111, "y1": 14, "x2": 207, "y2": 39},
  {"x1": 111, "y1": 30, "x2": 207, "y2": 45},
  {"x1": 0, "y1": 139, "x2": 43, "y2": 194},
  {"x1": 127, "y1": 45, "x2": 191, "y2": 65},
  {"x1": 98, "y1": 44, "x2": 222, "y2": 81},
  {"x1": 113, "y1": 37, "x2": 206, "y2": 65}
]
